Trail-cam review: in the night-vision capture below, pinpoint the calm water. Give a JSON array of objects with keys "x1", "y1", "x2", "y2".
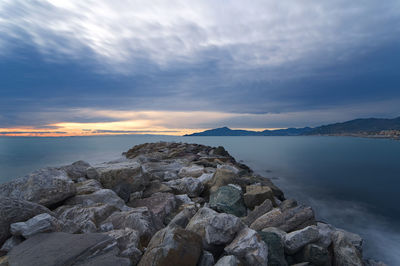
[{"x1": 1, "y1": 135, "x2": 399, "y2": 265}]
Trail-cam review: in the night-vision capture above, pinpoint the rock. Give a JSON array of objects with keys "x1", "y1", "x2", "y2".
[
  {"x1": 178, "y1": 164, "x2": 205, "y2": 178},
  {"x1": 225, "y1": 227, "x2": 268, "y2": 265},
  {"x1": 186, "y1": 207, "x2": 217, "y2": 240},
  {"x1": 259, "y1": 228, "x2": 288, "y2": 266},
  {"x1": 7, "y1": 232, "x2": 129, "y2": 266},
  {"x1": 296, "y1": 243, "x2": 331, "y2": 266},
  {"x1": 0, "y1": 197, "x2": 52, "y2": 246},
  {"x1": 75, "y1": 179, "x2": 103, "y2": 195},
  {"x1": 336, "y1": 229, "x2": 363, "y2": 254},
  {"x1": 102, "y1": 207, "x2": 162, "y2": 246},
  {"x1": 250, "y1": 208, "x2": 285, "y2": 231},
  {"x1": 316, "y1": 222, "x2": 335, "y2": 248},
  {"x1": 59, "y1": 160, "x2": 91, "y2": 181},
  {"x1": 0, "y1": 256, "x2": 8, "y2": 266},
  {"x1": 142, "y1": 180, "x2": 172, "y2": 198},
  {"x1": 244, "y1": 185, "x2": 275, "y2": 209},
  {"x1": 65, "y1": 189, "x2": 128, "y2": 211},
  {"x1": 206, "y1": 168, "x2": 239, "y2": 194},
  {"x1": 217, "y1": 164, "x2": 240, "y2": 174},
  {"x1": 0, "y1": 168, "x2": 76, "y2": 207},
  {"x1": 198, "y1": 251, "x2": 214, "y2": 266},
  {"x1": 169, "y1": 205, "x2": 198, "y2": 228},
  {"x1": 198, "y1": 173, "x2": 214, "y2": 184},
  {"x1": 332, "y1": 230, "x2": 363, "y2": 266},
  {"x1": 209, "y1": 186, "x2": 247, "y2": 217},
  {"x1": 205, "y1": 213, "x2": 243, "y2": 246},
  {"x1": 280, "y1": 205, "x2": 316, "y2": 232},
  {"x1": 164, "y1": 177, "x2": 204, "y2": 197},
  {"x1": 128, "y1": 192, "x2": 177, "y2": 224},
  {"x1": 363, "y1": 259, "x2": 387, "y2": 266},
  {"x1": 104, "y1": 228, "x2": 142, "y2": 264},
  {"x1": 138, "y1": 226, "x2": 202, "y2": 266},
  {"x1": 55, "y1": 203, "x2": 119, "y2": 233},
  {"x1": 243, "y1": 199, "x2": 273, "y2": 226},
  {"x1": 215, "y1": 255, "x2": 242, "y2": 266},
  {"x1": 175, "y1": 194, "x2": 194, "y2": 205},
  {"x1": 10, "y1": 213, "x2": 63, "y2": 238},
  {"x1": 0, "y1": 236, "x2": 23, "y2": 254},
  {"x1": 279, "y1": 199, "x2": 298, "y2": 211},
  {"x1": 284, "y1": 225, "x2": 320, "y2": 255},
  {"x1": 93, "y1": 160, "x2": 148, "y2": 198}
]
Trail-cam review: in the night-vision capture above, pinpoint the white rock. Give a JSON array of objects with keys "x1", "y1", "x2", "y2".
[
  {"x1": 205, "y1": 213, "x2": 243, "y2": 245},
  {"x1": 215, "y1": 255, "x2": 241, "y2": 266},
  {"x1": 178, "y1": 165, "x2": 204, "y2": 178},
  {"x1": 198, "y1": 173, "x2": 214, "y2": 184},
  {"x1": 217, "y1": 164, "x2": 240, "y2": 174},
  {"x1": 165, "y1": 177, "x2": 204, "y2": 197}
]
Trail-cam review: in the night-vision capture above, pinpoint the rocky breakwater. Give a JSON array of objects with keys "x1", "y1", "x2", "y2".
[{"x1": 0, "y1": 142, "x2": 386, "y2": 266}]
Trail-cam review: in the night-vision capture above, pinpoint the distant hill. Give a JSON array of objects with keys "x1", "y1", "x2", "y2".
[{"x1": 184, "y1": 117, "x2": 400, "y2": 137}]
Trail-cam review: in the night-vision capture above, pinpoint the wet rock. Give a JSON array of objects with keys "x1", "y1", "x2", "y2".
[
  {"x1": 225, "y1": 227, "x2": 268, "y2": 265},
  {"x1": 10, "y1": 213, "x2": 63, "y2": 238},
  {"x1": 244, "y1": 185, "x2": 275, "y2": 209},
  {"x1": 138, "y1": 226, "x2": 202, "y2": 266},
  {"x1": 198, "y1": 251, "x2": 214, "y2": 266},
  {"x1": 142, "y1": 180, "x2": 172, "y2": 198},
  {"x1": 102, "y1": 207, "x2": 162, "y2": 247},
  {"x1": 0, "y1": 197, "x2": 52, "y2": 246},
  {"x1": 209, "y1": 186, "x2": 247, "y2": 217},
  {"x1": 75, "y1": 179, "x2": 103, "y2": 195},
  {"x1": 7, "y1": 232, "x2": 128, "y2": 266},
  {"x1": 215, "y1": 255, "x2": 242, "y2": 266},
  {"x1": 128, "y1": 192, "x2": 177, "y2": 224},
  {"x1": 65, "y1": 189, "x2": 128, "y2": 211},
  {"x1": 259, "y1": 227, "x2": 288, "y2": 266},
  {"x1": 332, "y1": 230, "x2": 363, "y2": 266},
  {"x1": 169, "y1": 205, "x2": 198, "y2": 228},
  {"x1": 104, "y1": 228, "x2": 142, "y2": 264},
  {"x1": 284, "y1": 225, "x2": 320, "y2": 255},
  {"x1": 243, "y1": 199, "x2": 273, "y2": 226},
  {"x1": 164, "y1": 177, "x2": 204, "y2": 197},
  {"x1": 296, "y1": 243, "x2": 332, "y2": 266},
  {"x1": 178, "y1": 164, "x2": 205, "y2": 178},
  {"x1": 59, "y1": 160, "x2": 91, "y2": 181},
  {"x1": 250, "y1": 208, "x2": 285, "y2": 231},
  {"x1": 0, "y1": 168, "x2": 76, "y2": 207},
  {"x1": 0, "y1": 236, "x2": 23, "y2": 254}
]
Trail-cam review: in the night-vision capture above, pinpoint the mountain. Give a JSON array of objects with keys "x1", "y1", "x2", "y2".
[{"x1": 185, "y1": 126, "x2": 313, "y2": 136}]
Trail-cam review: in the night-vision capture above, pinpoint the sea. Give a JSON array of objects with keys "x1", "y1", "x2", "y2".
[{"x1": 0, "y1": 135, "x2": 399, "y2": 265}]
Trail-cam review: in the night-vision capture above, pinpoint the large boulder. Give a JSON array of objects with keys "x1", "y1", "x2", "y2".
[
  {"x1": 316, "y1": 222, "x2": 335, "y2": 248},
  {"x1": 0, "y1": 197, "x2": 52, "y2": 246},
  {"x1": 142, "y1": 180, "x2": 172, "y2": 198},
  {"x1": 243, "y1": 185, "x2": 275, "y2": 209},
  {"x1": 128, "y1": 192, "x2": 177, "y2": 224},
  {"x1": 259, "y1": 227, "x2": 288, "y2": 266},
  {"x1": 243, "y1": 199, "x2": 273, "y2": 226},
  {"x1": 65, "y1": 189, "x2": 128, "y2": 211},
  {"x1": 10, "y1": 213, "x2": 63, "y2": 238},
  {"x1": 138, "y1": 226, "x2": 202, "y2": 266},
  {"x1": 168, "y1": 205, "x2": 198, "y2": 228},
  {"x1": 178, "y1": 165, "x2": 205, "y2": 178},
  {"x1": 75, "y1": 179, "x2": 103, "y2": 195},
  {"x1": 295, "y1": 243, "x2": 332, "y2": 266},
  {"x1": 164, "y1": 177, "x2": 204, "y2": 197},
  {"x1": 284, "y1": 225, "x2": 320, "y2": 255},
  {"x1": 59, "y1": 160, "x2": 91, "y2": 181},
  {"x1": 0, "y1": 236, "x2": 23, "y2": 254},
  {"x1": 215, "y1": 255, "x2": 243, "y2": 266},
  {"x1": 209, "y1": 186, "x2": 247, "y2": 217},
  {"x1": 206, "y1": 168, "x2": 239, "y2": 194},
  {"x1": 225, "y1": 227, "x2": 269, "y2": 265},
  {"x1": 250, "y1": 208, "x2": 285, "y2": 231},
  {"x1": 7, "y1": 232, "x2": 130, "y2": 266},
  {"x1": 0, "y1": 168, "x2": 76, "y2": 207},
  {"x1": 332, "y1": 230, "x2": 363, "y2": 266},
  {"x1": 103, "y1": 228, "x2": 142, "y2": 264}
]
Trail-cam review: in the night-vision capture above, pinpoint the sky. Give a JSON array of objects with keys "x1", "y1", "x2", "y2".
[{"x1": 0, "y1": 0, "x2": 400, "y2": 136}]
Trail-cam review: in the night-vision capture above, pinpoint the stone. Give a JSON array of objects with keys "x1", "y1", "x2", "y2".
[
  {"x1": 55, "y1": 203, "x2": 119, "y2": 233},
  {"x1": 217, "y1": 164, "x2": 240, "y2": 174},
  {"x1": 250, "y1": 208, "x2": 285, "y2": 231},
  {"x1": 0, "y1": 236, "x2": 23, "y2": 254},
  {"x1": 198, "y1": 251, "x2": 214, "y2": 266},
  {"x1": 169, "y1": 205, "x2": 198, "y2": 228},
  {"x1": 363, "y1": 259, "x2": 387, "y2": 266},
  {"x1": 284, "y1": 225, "x2": 320, "y2": 255},
  {"x1": 244, "y1": 185, "x2": 275, "y2": 209},
  {"x1": 279, "y1": 199, "x2": 298, "y2": 211},
  {"x1": 128, "y1": 192, "x2": 177, "y2": 224},
  {"x1": 103, "y1": 228, "x2": 142, "y2": 264},
  {"x1": 296, "y1": 243, "x2": 332, "y2": 266},
  {"x1": 164, "y1": 177, "x2": 204, "y2": 197},
  {"x1": 10, "y1": 213, "x2": 63, "y2": 238},
  {"x1": 59, "y1": 160, "x2": 91, "y2": 181},
  {"x1": 215, "y1": 255, "x2": 242, "y2": 266},
  {"x1": 243, "y1": 199, "x2": 273, "y2": 226},
  {"x1": 198, "y1": 173, "x2": 214, "y2": 184},
  {"x1": 138, "y1": 226, "x2": 202, "y2": 266},
  {"x1": 0, "y1": 256, "x2": 8, "y2": 266},
  {"x1": 0, "y1": 168, "x2": 76, "y2": 207},
  {"x1": 7, "y1": 232, "x2": 129, "y2": 266},
  {"x1": 259, "y1": 228, "x2": 288, "y2": 266},
  {"x1": 336, "y1": 229, "x2": 363, "y2": 254},
  {"x1": 178, "y1": 164, "x2": 205, "y2": 178},
  {"x1": 332, "y1": 230, "x2": 363, "y2": 266},
  {"x1": 316, "y1": 222, "x2": 335, "y2": 248},
  {"x1": 280, "y1": 205, "x2": 316, "y2": 232},
  {"x1": 0, "y1": 197, "x2": 52, "y2": 246},
  {"x1": 65, "y1": 189, "x2": 128, "y2": 211},
  {"x1": 75, "y1": 179, "x2": 103, "y2": 195},
  {"x1": 205, "y1": 213, "x2": 243, "y2": 246},
  {"x1": 209, "y1": 186, "x2": 247, "y2": 217},
  {"x1": 175, "y1": 194, "x2": 194, "y2": 205},
  {"x1": 142, "y1": 180, "x2": 172, "y2": 198},
  {"x1": 186, "y1": 207, "x2": 217, "y2": 241},
  {"x1": 206, "y1": 168, "x2": 239, "y2": 194},
  {"x1": 102, "y1": 207, "x2": 162, "y2": 246},
  {"x1": 225, "y1": 227, "x2": 268, "y2": 265}
]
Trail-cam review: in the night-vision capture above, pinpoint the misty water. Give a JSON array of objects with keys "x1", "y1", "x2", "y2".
[{"x1": 0, "y1": 135, "x2": 399, "y2": 265}]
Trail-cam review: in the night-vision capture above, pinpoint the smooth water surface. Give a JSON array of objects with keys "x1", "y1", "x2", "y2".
[{"x1": 1, "y1": 135, "x2": 399, "y2": 264}]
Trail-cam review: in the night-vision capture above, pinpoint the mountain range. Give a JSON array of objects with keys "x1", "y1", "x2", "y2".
[{"x1": 184, "y1": 117, "x2": 400, "y2": 137}]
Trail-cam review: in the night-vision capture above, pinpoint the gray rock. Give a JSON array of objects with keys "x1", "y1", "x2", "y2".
[
  {"x1": 332, "y1": 230, "x2": 363, "y2": 266},
  {"x1": 225, "y1": 227, "x2": 269, "y2": 265},
  {"x1": 215, "y1": 255, "x2": 242, "y2": 266},
  {"x1": 0, "y1": 236, "x2": 23, "y2": 254},
  {"x1": 198, "y1": 250, "x2": 215, "y2": 266},
  {"x1": 296, "y1": 243, "x2": 331, "y2": 266},
  {"x1": 103, "y1": 228, "x2": 142, "y2": 264},
  {"x1": 138, "y1": 226, "x2": 202, "y2": 266},
  {"x1": 169, "y1": 205, "x2": 198, "y2": 228},
  {"x1": 205, "y1": 213, "x2": 243, "y2": 245},
  {"x1": 175, "y1": 194, "x2": 194, "y2": 205},
  {"x1": 128, "y1": 192, "x2": 176, "y2": 224},
  {"x1": 209, "y1": 186, "x2": 247, "y2": 217},
  {"x1": 75, "y1": 179, "x2": 103, "y2": 195},
  {"x1": 259, "y1": 228, "x2": 288, "y2": 266},
  {"x1": 198, "y1": 173, "x2": 214, "y2": 184},
  {"x1": 250, "y1": 208, "x2": 285, "y2": 231},
  {"x1": 59, "y1": 160, "x2": 91, "y2": 181},
  {"x1": 10, "y1": 213, "x2": 63, "y2": 238},
  {"x1": 280, "y1": 205, "x2": 316, "y2": 232},
  {"x1": 243, "y1": 199, "x2": 273, "y2": 226},
  {"x1": 65, "y1": 189, "x2": 128, "y2": 211},
  {"x1": 336, "y1": 229, "x2": 363, "y2": 254},
  {"x1": 7, "y1": 232, "x2": 128, "y2": 266},
  {"x1": 363, "y1": 259, "x2": 387, "y2": 266},
  {"x1": 316, "y1": 222, "x2": 335, "y2": 248},
  {"x1": 206, "y1": 168, "x2": 240, "y2": 195},
  {"x1": 0, "y1": 168, "x2": 76, "y2": 207},
  {"x1": 279, "y1": 199, "x2": 298, "y2": 211},
  {"x1": 244, "y1": 185, "x2": 275, "y2": 209},
  {"x1": 0, "y1": 197, "x2": 52, "y2": 246},
  {"x1": 178, "y1": 164, "x2": 205, "y2": 178},
  {"x1": 164, "y1": 177, "x2": 204, "y2": 197},
  {"x1": 0, "y1": 256, "x2": 8, "y2": 266},
  {"x1": 284, "y1": 225, "x2": 320, "y2": 255},
  {"x1": 142, "y1": 180, "x2": 172, "y2": 198},
  {"x1": 186, "y1": 207, "x2": 217, "y2": 239}
]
